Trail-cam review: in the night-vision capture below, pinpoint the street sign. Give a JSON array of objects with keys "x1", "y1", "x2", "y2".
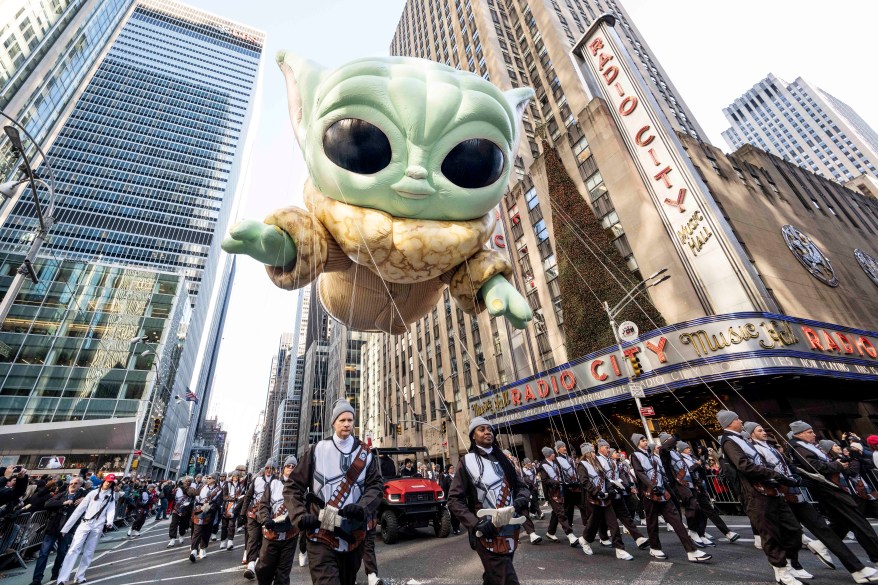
[
  {"x1": 640, "y1": 406, "x2": 655, "y2": 417},
  {"x1": 628, "y1": 383, "x2": 645, "y2": 398},
  {"x1": 133, "y1": 450, "x2": 142, "y2": 456},
  {"x1": 618, "y1": 321, "x2": 639, "y2": 342}
]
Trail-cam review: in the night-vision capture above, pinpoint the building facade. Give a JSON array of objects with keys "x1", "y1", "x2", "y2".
[
  {"x1": 254, "y1": 333, "x2": 293, "y2": 465},
  {"x1": 296, "y1": 289, "x2": 331, "y2": 454},
  {"x1": 722, "y1": 73, "x2": 878, "y2": 184},
  {"x1": 323, "y1": 323, "x2": 367, "y2": 438},
  {"x1": 0, "y1": 252, "x2": 189, "y2": 476},
  {"x1": 0, "y1": 0, "x2": 264, "y2": 477}
]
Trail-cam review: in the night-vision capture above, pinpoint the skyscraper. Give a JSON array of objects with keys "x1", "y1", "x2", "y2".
[
  {"x1": 722, "y1": 73, "x2": 878, "y2": 184},
  {"x1": 255, "y1": 332, "x2": 293, "y2": 465},
  {"x1": 0, "y1": 0, "x2": 264, "y2": 477}
]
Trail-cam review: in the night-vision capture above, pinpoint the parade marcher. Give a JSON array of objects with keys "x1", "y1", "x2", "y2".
[
  {"x1": 447, "y1": 416, "x2": 531, "y2": 585},
  {"x1": 824, "y1": 440, "x2": 878, "y2": 519},
  {"x1": 254, "y1": 456, "x2": 299, "y2": 585},
  {"x1": 577, "y1": 443, "x2": 633, "y2": 560},
  {"x1": 789, "y1": 421, "x2": 878, "y2": 566},
  {"x1": 243, "y1": 459, "x2": 278, "y2": 578},
  {"x1": 503, "y1": 449, "x2": 542, "y2": 545},
  {"x1": 286, "y1": 399, "x2": 383, "y2": 585},
  {"x1": 520, "y1": 459, "x2": 544, "y2": 522},
  {"x1": 596, "y1": 440, "x2": 648, "y2": 550},
  {"x1": 168, "y1": 477, "x2": 193, "y2": 547},
  {"x1": 212, "y1": 472, "x2": 228, "y2": 542},
  {"x1": 128, "y1": 483, "x2": 156, "y2": 537},
  {"x1": 718, "y1": 411, "x2": 802, "y2": 585},
  {"x1": 630, "y1": 433, "x2": 711, "y2": 563},
  {"x1": 555, "y1": 440, "x2": 587, "y2": 529},
  {"x1": 440, "y1": 464, "x2": 462, "y2": 535},
  {"x1": 537, "y1": 447, "x2": 578, "y2": 546},
  {"x1": 221, "y1": 471, "x2": 245, "y2": 550},
  {"x1": 747, "y1": 422, "x2": 878, "y2": 583},
  {"x1": 29, "y1": 477, "x2": 86, "y2": 585},
  {"x1": 665, "y1": 439, "x2": 708, "y2": 547},
  {"x1": 56, "y1": 474, "x2": 117, "y2": 585},
  {"x1": 189, "y1": 473, "x2": 223, "y2": 562},
  {"x1": 682, "y1": 443, "x2": 740, "y2": 543}
]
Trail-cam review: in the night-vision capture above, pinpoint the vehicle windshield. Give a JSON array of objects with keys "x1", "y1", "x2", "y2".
[{"x1": 376, "y1": 449, "x2": 439, "y2": 480}]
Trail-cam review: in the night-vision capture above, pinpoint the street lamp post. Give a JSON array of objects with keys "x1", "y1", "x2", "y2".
[
  {"x1": 603, "y1": 268, "x2": 671, "y2": 444},
  {"x1": 0, "y1": 124, "x2": 56, "y2": 325},
  {"x1": 123, "y1": 343, "x2": 165, "y2": 477}
]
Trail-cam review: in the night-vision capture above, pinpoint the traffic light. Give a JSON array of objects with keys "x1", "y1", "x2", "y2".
[
  {"x1": 397, "y1": 424, "x2": 402, "y2": 436},
  {"x1": 151, "y1": 417, "x2": 162, "y2": 433},
  {"x1": 628, "y1": 354, "x2": 643, "y2": 377},
  {"x1": 441, "y1": 421, "x2": 447, "y2": 434}
]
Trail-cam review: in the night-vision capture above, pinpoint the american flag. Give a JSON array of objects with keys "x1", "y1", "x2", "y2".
[{"x1": 185, "y1": 389, "x2": 199, "y2": 403}]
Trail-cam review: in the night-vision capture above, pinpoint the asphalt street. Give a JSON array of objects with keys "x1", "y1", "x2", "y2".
[{"x1": 2, "y1": 510, "x2": 876, "y2": 585}]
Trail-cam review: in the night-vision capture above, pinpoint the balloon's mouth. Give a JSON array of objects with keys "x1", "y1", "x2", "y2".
[{"x1": 394, "y1": 190, "x2": 431, "y2": 200}]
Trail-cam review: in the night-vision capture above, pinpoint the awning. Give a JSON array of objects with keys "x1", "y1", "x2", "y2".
[{"x1": 0, "y1": 417, "x2": 138, "y2": 455}]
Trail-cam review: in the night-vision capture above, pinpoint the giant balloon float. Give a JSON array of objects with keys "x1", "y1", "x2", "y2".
[{"x1": 222, "y1": 53, "x2": 534, "y2": 334}]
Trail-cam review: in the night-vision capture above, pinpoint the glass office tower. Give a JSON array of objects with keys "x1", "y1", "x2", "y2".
[{"x1": 0, "y1": 0, "x2": 264, "y2": 477}]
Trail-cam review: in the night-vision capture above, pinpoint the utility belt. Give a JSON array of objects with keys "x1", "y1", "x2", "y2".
[
  {"x1": 263, "y1": 522, "x2": 295, "y2": 541},
  {"x1": 563, "y1": 481, "x2": 581, "y2": 493},
  {"x1": 247, "y1": 501, "x2": 259, "y2": 520},
  {"x1": 223, "y1": 500, "x2": 237, "y2": 518},
  {"x1": 778, "y1": 484, "x2": 805, "y2": 504},
  {"x1": 752, "y1": 481, "x2": 782, "y2": 498},
  {"x1": 645, "y1": 485, "x2": 671, "y2": 503}
]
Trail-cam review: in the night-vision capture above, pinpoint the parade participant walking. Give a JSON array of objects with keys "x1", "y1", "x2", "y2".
[
  {"x1": 220, "y1": 471, "x2": 245, "y2": 551},
  {"x1": 520, "y1": 459, "x2": 544, "y2": 521},
  {"x1": 682, "y1": 443, "x2": 740, "y2": 543},
  {"x1": 56, "y1": 474, "x2": 117, "y2": 585},
  {"x1": 255, "y1": 456, "x2": 299, "y2": 585},
  {"x1": 718, "y1": 411, "x2": 801, "y2": 585},
  {"x1": 286, "y1": 399, "x2": 383, "y2": 585},
  {"x1": 823, "y1": 440, "x2": 878, "y2": 518},
  {"x1": 189, "y1": 473, "x2": 223, "y2": 562},
  {"x1": 596, "y1": 441, "x2": 648, "y2": 550},
  {"x1": 669, "y1": 441, "x2": 710, "y2": 547},
  {"x1": 789, "y1": 421, "x2": 878, "y2": 564},
  {"x1": 538, "y1": 447, "x2": 578, "y2": 546},
  {"x1": 747, "y1": 422, "x2": 878, "y2": 583},
  {"x1": 507, "y1": 454, "x2": 541, "y2": 544},
  {"x1": 128, "y1": 483, "x2": 156, "y2": 537},
  {"x1": 447, "y1": 416, "x2": 531, "y2": 585},
  {"x1": 630, "y1": 433, "x2": 711, "y2": 563},
  {"x1": 28, "y1": 477, "x2": 86, "y2": 585},
  {"x1": 244, "y1": 459, "x2": 278, "y2": 577},
  {"x1": 555, "y1": 440, "x2": 587, "y2": 529},
  {"x1": 577, "y1": 443, "x2": 632, "y2": 560},
  {"x1": 168, "y1": 477, "x2": 193, "y2": 547},
  {"x1": 439, "y1": 465, "x2": 462, "y2": 535}
]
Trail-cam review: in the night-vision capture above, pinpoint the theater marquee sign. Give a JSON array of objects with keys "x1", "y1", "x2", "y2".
[{"x1": 469, "y1": 312, "x2": 878, "y2": 426}]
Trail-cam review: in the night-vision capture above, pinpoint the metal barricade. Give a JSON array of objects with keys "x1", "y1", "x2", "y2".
[
  {"x1": 0, "y1": 511, "x2": 49, "y2": 569},
  {"x1": 700, "y1": 472, "x2": 819, "y2": 512}
]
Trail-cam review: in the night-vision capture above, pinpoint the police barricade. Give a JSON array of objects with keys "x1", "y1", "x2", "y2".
[
  {"x1": 114, "y1": 496, "x2": 134, "y2": 528},
  {"x1": 701, "y1": 473, "x2": 818, "y2": 513},
  {"x1": 0, "y1": 511, "x2": 49, "y2": 569}
]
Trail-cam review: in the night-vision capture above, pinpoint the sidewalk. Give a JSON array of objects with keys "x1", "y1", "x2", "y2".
[{"x1": 0, "y1": 518, "x2": 169, "y2": 584}]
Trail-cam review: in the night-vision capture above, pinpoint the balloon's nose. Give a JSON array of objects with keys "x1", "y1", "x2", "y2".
[{"x1": 405, "y1": 165, "x2": 428, "y2": 180}]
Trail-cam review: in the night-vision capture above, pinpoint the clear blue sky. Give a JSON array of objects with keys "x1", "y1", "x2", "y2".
[{"x1": 183, "y1": 0, "x2": 878, "y2": 468}]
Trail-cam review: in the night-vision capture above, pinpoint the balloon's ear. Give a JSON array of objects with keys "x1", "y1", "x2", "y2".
[
  {"x1": 276, "y1": 51, "x2": 328, "y2": 147},
  {"x1": 504, "y1": 87, "x2": 534, "y2": 122}
]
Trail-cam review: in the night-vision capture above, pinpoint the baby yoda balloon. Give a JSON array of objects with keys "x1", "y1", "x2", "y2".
[{"x1": 222, "y1": 53, "x2": 534, "y2": 334}]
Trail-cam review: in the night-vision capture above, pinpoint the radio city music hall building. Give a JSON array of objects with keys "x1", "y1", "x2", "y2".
[{"x1": 469, "y1": 15, "x2": 878, "y2": 454}]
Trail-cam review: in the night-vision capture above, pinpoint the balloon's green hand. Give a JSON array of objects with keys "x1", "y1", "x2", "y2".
[
  {"x1": 221, "y1": 220, "x2": 297, "y2": 267},
  {"x1": 480, "y1": 274, "x2": 533, "y2": 329}
]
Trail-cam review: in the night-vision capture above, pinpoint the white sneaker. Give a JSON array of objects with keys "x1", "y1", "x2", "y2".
[
  {"x1": 852, "y1": 567, "x2": 878, "y2": 583},
  {"x1": 244, "y1": 560, "x2": 256, "y2": 579},
  {"x1": 650, "y1": 548, "x2": 668, "y2": 560},
  {"x1": 688, "y1": 550, "x2": 712, "y2": 563},
  {"x1": 805, "y1": 538, "x2": 836, "y2": 569},
  {"x1": 545, "y1": 533, "x2": 559, "y2": 542},
  {"x1": 640, "y1": 518, "x2": 647, "y2": 526},
  {"x1": 167, "y1": 539, "x2": 175, "y2": 547},
  {"x1": 133, "y1": 530, "x2": 140, "y2": 537},
  {"x1": 702, "y1": 531, "x2": 716, "y2": 540},
  {"x1": 529, "y1": 532, "x2": 543, "y2": 544},
  {"x1": 127, "y1": 528, "x2": 132, "y2": 537},
  {"x1": 616, "y1": 548, "x2": 634, "y2": 561},
  {"x1": 177, "y1": 536, "x2": 183, "y2": 545},
  {"x1": 211, "y1": 534, "x2": 218, "y2": 541},
  {"x1": 774, "y1": 565, "x2": 803, "y2": 585},
  {"x1": 567, "y1": 533, "x2": 579, "y2": 547},
  {"x1": 755, "y1": 535, "x2": 763, "y2": 549},
  {"x1": 581, "y1": 541, "x2": 593, "y2": 555},
  {"x1": 298, "y1": 552, "x2": 307, "y2": 567},
  {"x1": 600, "y1": 538, "x2": 612, "y2": 547},
  {"x1": 635, "y1": 536, "x2": 649, "y2": 549},
  {"x1": 219, "y1": 540, "x2": 227, "y2": 550},
  {"x1": 226, "y1": 539, "x2": 234, "y2": 551},
  {"x1": 198, "y1": 548, "x2": 206, "y2": 560},
  {"x1": 666, "y1": 523, "x2": 674, "y2": 532},
  {"x1": 367, "y1": 574, "x2": 383, "y2": 585},
  {"x1": 725, "y1": 531, "x2": 741, "y2": 543},
  {"x1": 189, "y1": 550, "x2": 197, "y2": 563},
  {"x1": 689, "y1": 530, "x2": 705, "y2": 547},
  {"x1": 790, "y1": 567, "x2": 814, "y2": 580}
]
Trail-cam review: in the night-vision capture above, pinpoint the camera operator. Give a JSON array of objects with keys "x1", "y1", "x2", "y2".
[{"x1": 822, "y1": 441, "x2": 878, "y2": 519}]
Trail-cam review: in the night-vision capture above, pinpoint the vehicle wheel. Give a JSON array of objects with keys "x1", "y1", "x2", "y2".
[
  {"x1": 435, "y1": 508, "x2": 452, "y2": 538},
  {"x1": 380, "y1": 510, "x2": 400, "y2": 544}
]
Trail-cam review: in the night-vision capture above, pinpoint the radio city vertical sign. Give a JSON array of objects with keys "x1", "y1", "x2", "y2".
[{"x1": 571, "y1": 16, "x2": 772, "y2": 315}]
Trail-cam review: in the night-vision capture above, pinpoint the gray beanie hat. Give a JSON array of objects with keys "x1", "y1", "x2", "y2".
[
  {"x1": 596, "y1": 439, "x2": 610, "y2": 448},
  {"x1": 676, "y1": 441, "x2": 690, "y2": 452},
  {"x1": 743, "y1": 422, "x2": 760, "y2": 436},
  {"x1": 541, "y1": 446, "x2": 554, "y2": 457},
  {"x1": 555, "y1": 440, "x2": 566, "y2": 450},
  {"x1": 468, "y1": 416, "x2": 493, "y2": 437},
  {"x1": 716, "y1": 409, "x2": 738, "y2": 428},
  {"x1": 789, "y1": 420, "x2": 812, "y2": 435},
  {"x1": 263, "y1": 458, "x2": 277, "y2": 469},
  {"x1": 659, "y1": 432, "x2": 672, "y2": 442},
  {"x1": 631, "y1": 433, "x2": 646, "y2": 446},
  {"x1": 331, "y1": 398, "x2": 355, "y2": 424},
  {"x1": 284, "y1": 455, "x2": 298, "y2": 467},
  {"x1": 209, "y1": 473, "x2": 219, "y2": 481},
  {"x1": 580, "y1": 443, "x2": 594, "y2": 456},
  {"x1": 522, "y1": 458, "x2": 531, "y2": 464},
  {"x1": 818, "y1": 439, "x2": 837, "y2": 453}
]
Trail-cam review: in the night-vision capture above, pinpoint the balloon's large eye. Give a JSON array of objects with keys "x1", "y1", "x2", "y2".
[
  {"x1": 322, "y1": 118, "x2": 392, "y2": 174},
  {"x1": 441, "y1": 139, "x2": 505, "y2": 188}
]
